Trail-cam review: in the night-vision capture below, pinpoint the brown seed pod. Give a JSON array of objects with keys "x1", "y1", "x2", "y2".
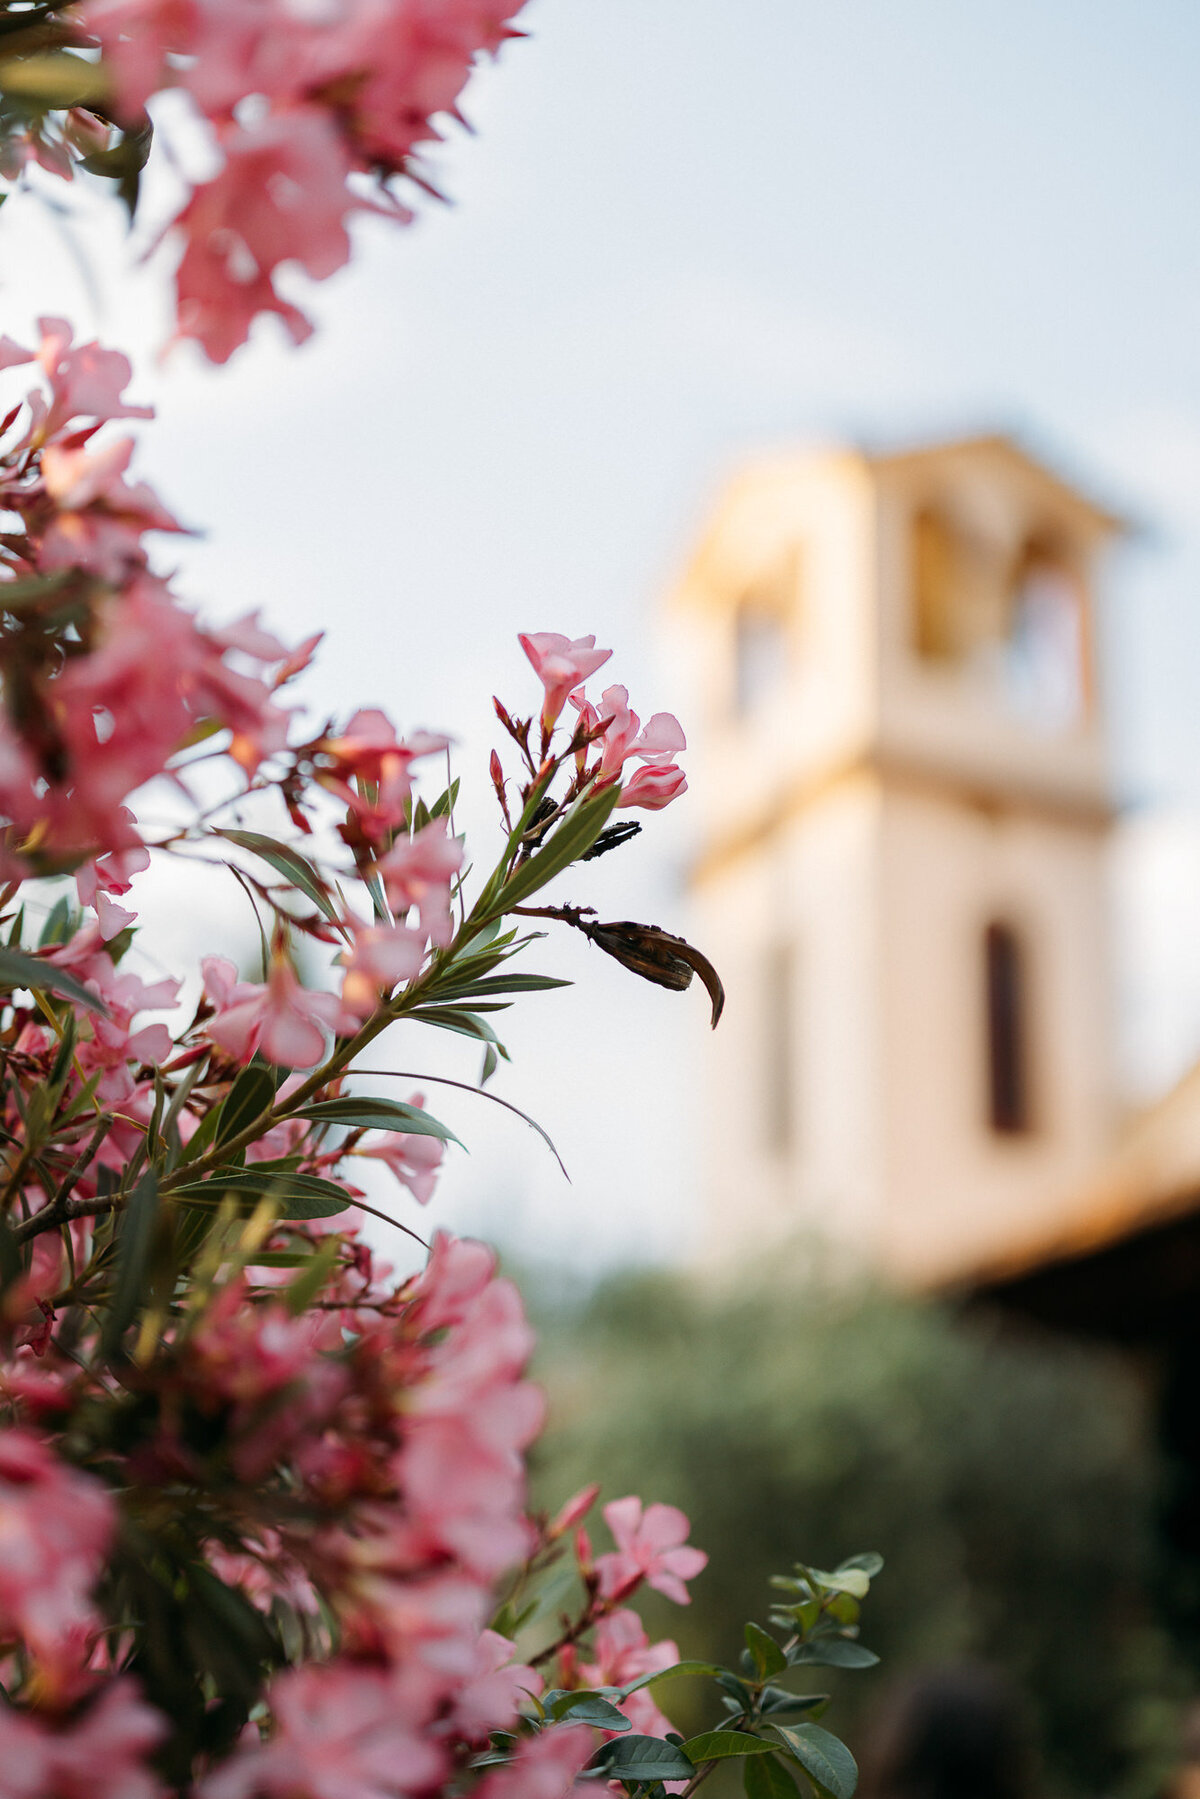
[{"x1": 582, "y1": 918, "x2": 725, "y2": 1028}]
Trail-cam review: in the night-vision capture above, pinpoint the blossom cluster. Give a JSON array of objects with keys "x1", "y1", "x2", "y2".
[
  {"x1": 0, "y1": 1, "x2": 530, "y2": 361},
  {"x1": 0, "y1": 1205, "x2": 706, "y2": 1795}
]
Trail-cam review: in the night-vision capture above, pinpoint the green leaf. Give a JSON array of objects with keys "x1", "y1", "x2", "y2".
[
  {"x1": 772, "y1": 1725, "x2": 858, "y2": 1799},
  {"x1": 760, "y1": 1690, "x2": 829, "y2": 1721},
  {"x1": 836, "y1": 1552, "x2": 883, "y2": 1579},
  {"x1": 431, "y1": 971, "x2": 571, "y2": 1001},
  {"x1": 491, "y1": 782, "x2": 621, "y2": 913},
  {"x1": 746, "y1": 1622, "x2": 788, "y2": 1679},
  {"x1": 297, "y1": 1096, "x2": 461, "y2": 1145},
  {"x1": 0, "y1": 51, "x2": 110, "y2": 106},
  {"x1": 618, "y1": 1660, "x2": 724, "y2": 1699},
  {"x1": 586, "y1": 1735, "x2": 696, "y2": 1783},
  {"x1": 745, "y1": 1755, "x2": 802, "y2": 1799},
  {"x1": 215, "y1": 1064, "x2": 277, "y2": 1146},
  {"x1": 548, "y1": 1691, "x2": 633, "y2": 1731},
  {"x1": 100, "y1": 1170, "x2": 159, "y2": 1360},
  {"x1": 682, "y1": 1731, "x2": 777, "y2": 1761},
  {"x1": 171, "y1": 1167, "x2": 351, "y2": 1220},
  {"x1": 0, "y1": 571, "x2": 75, "y2": 616},
  {"x1": 807, "y1": 1567, "x2": 871, "y2": 1600},
  {"x1": 0, "y1": 1214, "x2": 21, "y2": 1298},
  {"x1": 787, "y1": 1640, "x2": 878, "y2": 1670},
  {"x1": 0, "y1": 945, "x2": 108, "y2": 1015},
  {"x1": 409, "y1": 1006, "x2": 509, "y2": 1059},
  {"x1": 220, "y1": 830, "x2": 339, "y2": 923},
  {"x1": 284, "y1": 1237, "x2": 341, "y2": 1314}
]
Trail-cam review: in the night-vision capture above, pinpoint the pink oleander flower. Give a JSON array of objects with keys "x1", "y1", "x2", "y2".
[
  {"x1": 319, "y1": 710, "x2": 448, "y2": 844},
  {"x1": 615, "y1": 762, "x2": 688, "y2": 811},
  {"x1": 452, "y1": 1628, "x2": 541, "y2": 1741},
  {"x1": 197, "y1": 1660, "x2": 446, "y2": 1799},
  {"x1": 373, "y1": 818, "x2": 463, "y2": 949},
  {"x1": 547, "y1": 1481, "x2": 600, "y2": 1540},
  {"x1": 338, "y1": 918, "x2": 427, "y2": 1018},
  {"x1": 356, "y1": 1093, "x2": 445, "y2": 1205},
  {"x1": 570, "y1": 684, "x2": 686, "y2": 784},
  {"x1": 38, "y1": 438, "x2": 185, "y2": 580},
  {"x1": 472, "y1": 1723, "x2": 593, "y2": 1799},
  {"x1": 518, "y1": 632, "x2": 611, "y2": 733},
  {"x1": 579, "y1": 1609, "x2": 679, "y2": 1740},
  {"x1": 595, "y1": 1497, "x2": 707, "y2": 1607},
  {"x1": 0, "y1": 1428, "x2": 115, "y2": 1695},
  {"x1": 17, "y1": 317, "x2": 153, "y2": 448},
  {"x1": 0, "y1": 1676, "x2": 168, "y2": 1799},
  {"x1": 203, "y1": 952, "x2": 349, "y2": 1070},
  {"x1": 173, "y1": 109, "x2": 360, "y2": 363}
]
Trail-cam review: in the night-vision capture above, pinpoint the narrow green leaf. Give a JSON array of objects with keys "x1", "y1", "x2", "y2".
[
  {"x1": 100, "y1": 1170, "x2": 159, "y2": 1360},
  {"x1": 284, "y1": 1237, "x2": 341, "y2": 1314},
  {"x1": 746, "y1": 1622, "x2": 788, "y2": 1679},
  {"x1": 410, "y1": 1006, "x2": 509, "y2": 1059},
  {"x1": 0, "y1": 50, "x2": 110, "y2": 105},
  {"x1": 492, "y1": 783, "x2": 620, "y2": 913},
  {"x1": 772, "y1": 1725, "x2": 858, "y2": 1799},
  {"x1": 618, "y1": 1660, "x2": 724, "y2": 1699},
  {"x1": 171, "y1": 1167, "x2": 351, "y2": 1220},
  {"x1": 215, "y1": 1063, "x2": 277, "y2": 1146},
  {"x1": 0, "y1": 1215, "x2": 21, "y2": 1298},
  {"x1": 787, "y1": 1640, "x2": 878, "y2": 1670},
  {"x1": 682, "y1": 1731, "x2": 777, "y2": 1762},
  {"x1": 0, "y1": 946, "x2": 108, "y2": 1015},
  {"x1": 298, "y1": 1096, "x2": 461, "y2": 1145},
  {"x1": 220, "y1": 829, "x2": 339, "y2": 923}
]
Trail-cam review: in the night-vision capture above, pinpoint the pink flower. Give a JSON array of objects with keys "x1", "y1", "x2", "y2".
[
  {"x1": 357, "y1": 1093, "x2": 445, "y2": 1205},
  {"x1": 318, "y1": 710, "x2": 448, "y2": 844},
  {"x1": 518, "y1": 632, "x2": 611, "y2": 733},
  {"x1": 547, "y1": 1482, "x2": 600, "y2": 1539},
  {"x1": 203, "y1": 952, "x2": 349, "y2": 1070},
  {"x1": 374, "y1": 819, "x2": 463, "y2": 949},
  {"x1": 27, "y1": 317, "x2": 153, "y2": 444},
  {"x1": 595, "y1": 1498, "x2": 707, "y2": 1606},
  {"x1": 338, "y1": 919, "x2": 426, "y2": 1018},
  {"x1": 452, "y1": 1628, "x2": 540, "y2": 1741},
  {"x1": 580, "y1": 1609, "x2": 679, "y2": 1739},
  {"x1": 36, "y1": 437, "x2": 183, "y2": 580},
  {"x1": 198, "y1": 1661, "x2": 446, "y2": 1799},
  {"x1": 174, "y1": 110, "x2": 359, "y2": 364},
  {"x1": 472, "y1": 1724, "x2": 593, "y2": 1799},
  {"x1": 0, "y1": 1677, "x2": 167, "y2": 1799},
  {"x1": 615, "y1": 762, "x2": 688, "y2": 811},
  {"x1": 0, "y1": 1428, "x2": 115, "y2": 1695},
  {"x1": 571, "y1": 684, "x2": 686, "y2": 783}
]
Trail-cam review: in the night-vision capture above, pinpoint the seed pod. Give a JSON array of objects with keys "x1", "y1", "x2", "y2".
[{"x1": 582, "y1": 918, "x2": 725, "y2": 1027}]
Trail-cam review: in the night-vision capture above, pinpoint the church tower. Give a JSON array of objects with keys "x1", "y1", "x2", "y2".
[{"x1": 669, "y1": 436, "x2": 1126, "y2": 1286}]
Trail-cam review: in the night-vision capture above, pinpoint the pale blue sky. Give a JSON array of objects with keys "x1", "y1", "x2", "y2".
[{"x1": 4, "y1": 1, "x2": 1200, "y2": 1265}]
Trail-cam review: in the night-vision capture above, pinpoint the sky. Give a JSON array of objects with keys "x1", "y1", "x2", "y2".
[{"x1": 4, "y1": 0, "x2": 1200, "y2": 1270}]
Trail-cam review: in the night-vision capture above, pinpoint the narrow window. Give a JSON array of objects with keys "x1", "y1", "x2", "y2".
[
  {"x1": 763, "y1": 942, "x2": 795, "y2": 1154},
  {"x1": 732, "y1": 548, "x2": 800, "y2": 717},
  {"x1": 911, "y1": 508, "x2": 960, "y2": 662},
  {"x1": 985, "y1": 922, "x2": 1030, "y2": 1134}
]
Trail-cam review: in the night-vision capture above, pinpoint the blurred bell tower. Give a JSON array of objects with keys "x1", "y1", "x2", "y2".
[{"x1": 668, "y1": 436, "x2": 1126, "y2": 1284}]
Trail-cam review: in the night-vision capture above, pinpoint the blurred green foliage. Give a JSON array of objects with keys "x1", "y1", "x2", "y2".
[{"x1": 529, "y1": 1264, "x2": 1187, "y2": 1799}]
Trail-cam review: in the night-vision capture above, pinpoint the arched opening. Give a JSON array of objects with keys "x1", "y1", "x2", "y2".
[
  {"x1": 911, "y1": 506, "x2": 961, "y2": 662},
  {"x1": 1004, "y1": 536, "x2": 1087, "y2": 732},
  {"x1": 984, "y1": 921, "x2": 1031, "y2": 1136},
  {"x1": 731, "y1": 548, "x2": 800, "y2": 717}
]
